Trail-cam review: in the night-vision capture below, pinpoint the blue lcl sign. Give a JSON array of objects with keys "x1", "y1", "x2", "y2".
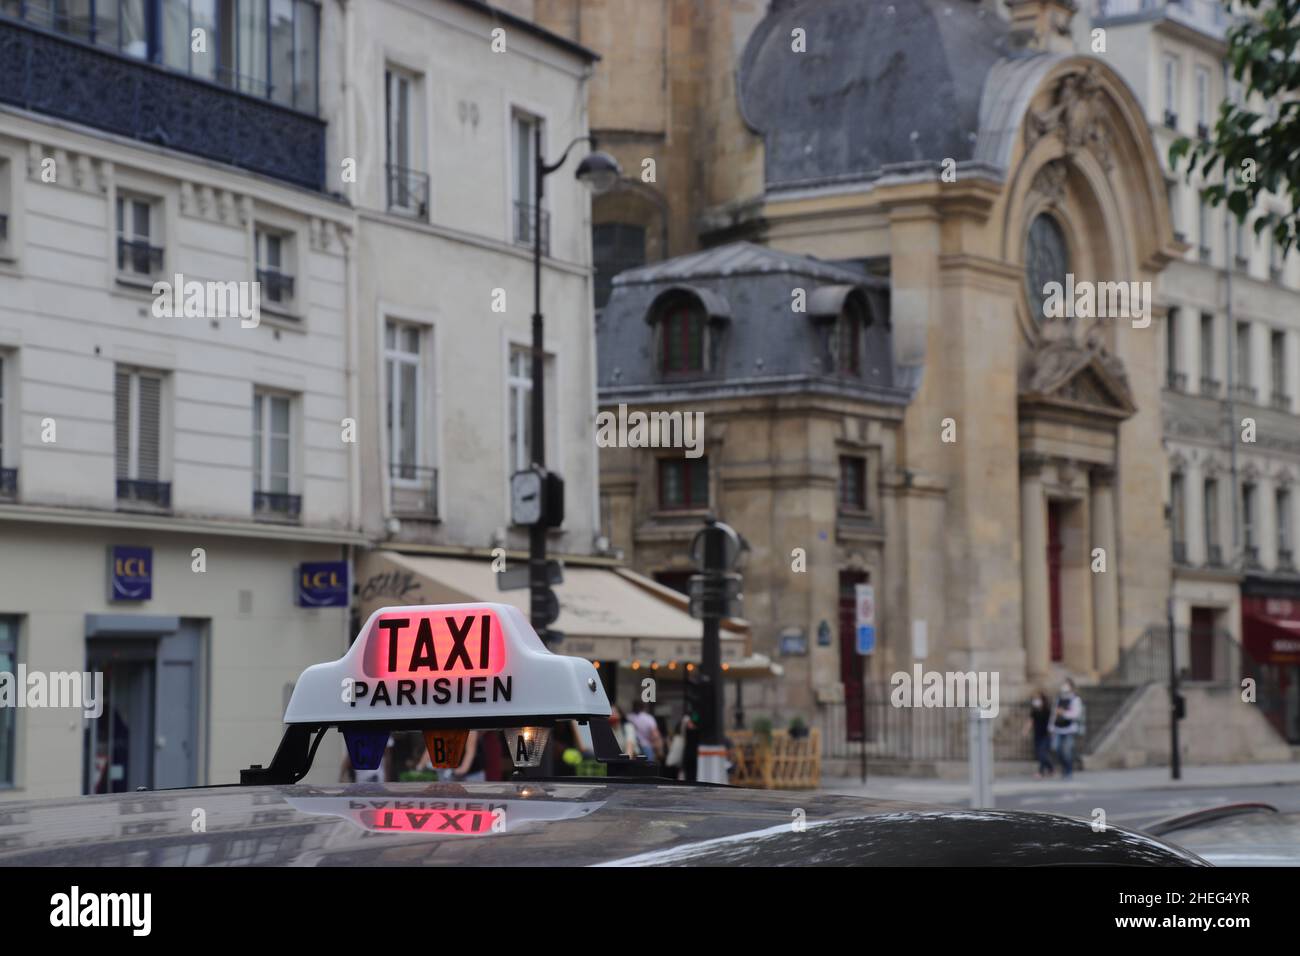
[
  {"x1": 298, "y1": 561, "x2": 349, "y2": 608},
  {"x1": 110, "y1": 546, "x2": 153, "y2": 601}
]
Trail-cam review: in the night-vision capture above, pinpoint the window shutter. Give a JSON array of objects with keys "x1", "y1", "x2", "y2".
[
  {"x1": 136, "y1": 374, "x2": 161, "y2": 482},
  {"x1": 114, "y1": 370, "x2": 131, "y2": 480}
]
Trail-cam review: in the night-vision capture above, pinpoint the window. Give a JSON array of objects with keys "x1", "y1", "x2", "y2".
[
  {"x1": 115, "y1": 194, "x2": 162, "y2": 278},
  {"x1": 1243, "y1": 482, "x2": 1258, "y2": 559},
  {"x1": 0, "y1": 155, "x2": 11, "y2": 250},
  {"x1": 385, "y1": 321, "x2": 422, "y2": 480},
  {"x1": 114, "y1": 367, "x2": 169, "y2": 506},
  {"x1": 255, "y1": 227, "x2": 294, "y2": 308},
  {"x1": 592, "y1": 223, "x2": 646, "y2": 309},
  {"x1": 835, "y1": 296, "x2": 866, "y2": 376},
  {"x1": 1024, "y1": 214, "x2": 1069, "y2": 324},
  {"x1": 1163, "y1": 55, "x2": 1179, "y2": 126},
  {"x1": 1236, "y1": 322, "x2": 1252, "y2": 389},
  {"x1": 1269, "y1": 228, "x2": 1283, "y2": 280},
  {"x1": 839, "y1": 456, "x2": 867, "y2": 511},
  {"x1": 1278, "y1": 488, "x2": 1292, "y2": 563},
  {"x1": 1200, "y1": 313, "x2": 1215, "y2": 387},
  {"x1": 1272, "y1": 330, "x2": 1287, "y2": 405},
  {"x1": 1204, "y1": 478, "x2": 1220, "y2": 562},
  {"x1": 11, "y1": 0, "x2": 319, "y2": 111},
  {"x1": 385, "y1": 67, "x2": 427, "y2": 217},
  {"x1": 659, "y1": 457, "x2": 708, "y2": 510},
  {"x1": 1198, "y1": 196, "x2": 1211, "y2": 260},
  {"x1": 659, "y1": 297, "x2": 706, "y2": 374},
  {"x1": 0, "y1": 616, "x2": 16, "y2": 786},
  {"x1": 0, "y1": 354, "x2": 11, "y2": 499},
  {"x1": 253, "y1": 390, "x2": 297, "y2": 517},
  {"x1": 1167, "y1": 180, "x2": 1181, "y2": 238},
  {"x1": 1166, "y1": 308, "x2": 1179, "y2": 387},
  {"x1": 1236, "y1": 218, "x2": 1247, "y2": 265},
  {"x1": 511, "y1": 111, "x2": 546, "y2": 251},
  {"x1": 1170, "y1": 473, "x2": 1186, "y2": 555},
  {"x1": 1195, "y1": 66, "x2": 1210, "y2": 132},
  {"x1": 507, "y1": 346, "x2": 533, "y2": 474}
]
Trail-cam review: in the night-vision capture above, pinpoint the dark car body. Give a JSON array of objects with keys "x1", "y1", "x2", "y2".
[{"x1": 0, "y1": 780, "x2": 1209, "y2": 866}]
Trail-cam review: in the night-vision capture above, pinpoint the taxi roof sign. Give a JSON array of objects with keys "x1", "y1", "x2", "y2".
[
  {"x1": 285, "y1": 603, "x2": 610, "y2": 727},
  {"x1": 242, "y1": 603, "x2": 637, "y2": 785}
]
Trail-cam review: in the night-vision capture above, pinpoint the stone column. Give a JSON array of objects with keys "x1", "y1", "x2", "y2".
[
  {"x1": 1090, "y1": 465, "x2": 1121, "y2": 676},
  {"x1": 1021, "y1": 453, "x2": 1051, "y2": 681}
]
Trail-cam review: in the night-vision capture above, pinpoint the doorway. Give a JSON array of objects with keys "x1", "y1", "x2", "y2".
[
  {"x1": 1047, "y1": 502, "x2": 1065, "y2": 662},
  {"x1": 839, "y1": 570, "x2": 869, "y2": 741},
  {"x1": 1189, "y1": 607, "x2": 1217, "y2": 681},
  {"x1": 83, "y1": 623, "x2": 201, "y2": 794}
]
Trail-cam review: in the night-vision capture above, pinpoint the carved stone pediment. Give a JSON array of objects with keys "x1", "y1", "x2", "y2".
[
  {"x1": 1020, "y1": 338, "x2": 1136, "y2": 420},
  {"x1": 1025, "y1": 66, "x2": 1115, "y2": 173}
]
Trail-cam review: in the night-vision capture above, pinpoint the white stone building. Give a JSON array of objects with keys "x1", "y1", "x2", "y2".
[
  {"x1": 1085, "y1": 0, "x2": 1300, "y2": 742},
  {"x1": 0, "y1": 3, "x2": 359, "y2": 798}
]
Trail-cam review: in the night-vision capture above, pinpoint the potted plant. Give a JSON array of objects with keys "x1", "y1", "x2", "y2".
[{"x1": 788, "y1": 715, "x2": 809, "y2": 739}]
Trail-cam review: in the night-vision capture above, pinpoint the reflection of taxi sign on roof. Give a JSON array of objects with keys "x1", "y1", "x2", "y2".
[
  {"x1": 285, "y1": 793, "x2": 605, "y2": 837},
  {"x1": 243, "y1": 603, "x2": 654, "y2": 785}
]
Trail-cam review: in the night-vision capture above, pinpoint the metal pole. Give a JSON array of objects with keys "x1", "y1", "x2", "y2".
[
  {"x1": 1168, "y1": 596, "x2": 1181, "y2": 780},
  {"x1": 697, "y1": 521, "x2": 728, "y2": 783},
  {"x1": 529, "y1": 125, "x2": 548, "y2": 644}
]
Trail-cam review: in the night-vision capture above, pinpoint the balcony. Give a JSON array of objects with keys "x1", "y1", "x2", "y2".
[
  {"x1": 117, "y1": 238, "x2": 163, "y2": 276},
  {"x1": 1230, "y1": 383, "x2": 1257, "y2": 403},
  {"x1": 1166, "y1": 370, "x2": 1188, "y2": 392},
  {"x1": 386, "y1": 165, "x2": 430, "y2": 220},
  {"x1": 116, "y1": 479, "x2": 171, "y2": 509},
  {"x1": 1093, "y1": 0, "x2": 1232, "y2": 42},
  {"x1": 257, "y1": 269, "x2": 296, "y2": 307},
  {"x1": 1270, "y1": 265, "x2": 1284, "y2": 282},
  {"x1": 1272, "y1": 391, "x2": 1292, "y2": 412},
  {"x1": 1205, "y1": 544, "x2": 1223, "y2": 567},
  {"x1": 513, "y1": 201, "x2": 551, "y2": 257},
  {"x1": 0, "y1": 467, "x2": 15, "y2": 498},
  {"x1": 1200, "y1": 376, "x2": 1221, "y2": 397},
  {"x1": 0, "y1": 212, "x2": 7, "y2": 240},
  {"x1": 1196, "y1": 122, "x2": 1210, "y2": 142},
  {"x1": 1244, "y1": 545, "x2": 1261, "y2": 569},
  {"x1": 1198, "y1": 245, "x2": 1211, "y2": 263},
  {"x1": 1279, "y1": 548, "x2": 1294, "y2": 571},
  {"x1": 389, "y1": 463, "x2": 439, "y2": 520},
  {"x1": 1172, "y1": 540, "x2": 1188, "y2": 564},
  {"x1": 254, "y1": 490, "x2": 302, "y2": 521},
  {"x1": 0, "y1": 18, "x2": 325, "y2": 191}
]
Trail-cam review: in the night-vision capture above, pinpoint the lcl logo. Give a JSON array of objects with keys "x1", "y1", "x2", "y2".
[{"x1": 110, "y1": 546, "x2": 152, "y2": 601}]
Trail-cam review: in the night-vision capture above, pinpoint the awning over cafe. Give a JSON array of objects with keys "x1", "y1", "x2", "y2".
[
  {"x1": 356, "y1": 550, "x2": 749, "y2": 664},
  {"x1": 1241, "y1": 595, "x2": 1300, "y2": 666}
]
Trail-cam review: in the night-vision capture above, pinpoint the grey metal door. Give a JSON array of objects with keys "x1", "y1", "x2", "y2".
[{"x1": 154, "y1": 622, "x2": 201, "y2": 789}]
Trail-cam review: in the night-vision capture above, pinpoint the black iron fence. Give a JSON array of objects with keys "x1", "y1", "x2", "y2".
[{"x1": 821, "y1": 682, "x2": 1039, "y2": 763}]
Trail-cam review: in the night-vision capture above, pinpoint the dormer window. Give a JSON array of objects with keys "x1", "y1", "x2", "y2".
[
  {"x1": 658, "y1": 295, "x2": 706, "y2": 374},
  {"x1": 834, "y1": 294, "x2": 867, "y2": 376}
]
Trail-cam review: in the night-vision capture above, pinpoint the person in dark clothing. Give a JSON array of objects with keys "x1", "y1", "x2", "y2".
[{"x1": 1025, "y1": 690, "x2": 1053, "y2": 778}]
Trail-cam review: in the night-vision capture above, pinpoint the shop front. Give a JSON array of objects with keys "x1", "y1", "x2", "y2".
[{"x1": 1240, "y1": 577, "x2": 1300, "y2": 743}]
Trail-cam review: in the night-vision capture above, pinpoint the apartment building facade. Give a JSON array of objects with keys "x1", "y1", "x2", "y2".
[
  {"x1": 0, "y1": 2, "x2": 359, "y2": 798},
  {"x1": 1087, "y1": 0, "x2": 1300, "y2": 742}
]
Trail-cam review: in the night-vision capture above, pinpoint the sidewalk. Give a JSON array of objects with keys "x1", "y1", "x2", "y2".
[{"x1": 819, "y1": 761, "x2": 1300, "y2": 805}]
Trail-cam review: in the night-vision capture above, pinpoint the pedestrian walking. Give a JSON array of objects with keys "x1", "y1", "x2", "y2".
[
  {"x1": 1025, "y1": 689, "x2": 1053, "y2": 778},
  {"x1": 1050, "y1": 679, "x2": 1083, "y2": 779}
]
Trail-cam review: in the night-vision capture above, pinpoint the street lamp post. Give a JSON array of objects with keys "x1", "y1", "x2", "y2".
[{"x1": 525, "y1": 130, "x2": 621, "y2": 642}]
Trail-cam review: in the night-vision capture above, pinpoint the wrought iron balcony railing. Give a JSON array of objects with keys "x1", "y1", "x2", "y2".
[
  {"x1": 1230, "y1": 383, "x2": 1257, "y2": 403},
  {"x1": 0, "y1": 467, "x2": 15, "y2": 498},
  {"x1": 117, "y1": 238, "x2": 163, "y2": 276},
  {"x1": 1200, "y1": 376, "x2": 1221, "y2": 397},
  {"x1": 257, "y1": 269, "x2": 296, "y2": 305},
  {"x1": 1205, "y1": 543, "x2": 1223, "y2": 567},
  {"x1": 1278, "y1": 548, "x2": 1294, "y2": 571},
  {"x1": 389, "y1": 462, "x2": 439, "y2": 520},
  {"x1": 1093, "y1": 0, "x2": 1231, "y2": 41},
  {"x1": 1166, "y1": 370, "x2": 1187, "y2": 392},
  {"x1": 1171, "y1": 540, "x2": 1188, "y2": 564},
  {"x1": 0, "y1": 212, "x2": 7, "y2": 241},
  {"x1": 254, "y1": 490, "x2": 302, "y2": 520},
  {"x1": 116, "y1": 479, "x2": 171, "y2": 508},
  {"x1": 1244, "y1": 545, "x2": 1261, "y2": 569},
  {"x1": 513, "y1": 201, "x2": 551, "y2": 257},
  {"x1": 0, "y1": 18, "x2": 325, "y2": 191},
  {"x1": 386, "y1": 165, "x2": 430, "y2": 219},
  {"x1": 1271, "y1": 391, "x2": 1291, "y2": 411}
]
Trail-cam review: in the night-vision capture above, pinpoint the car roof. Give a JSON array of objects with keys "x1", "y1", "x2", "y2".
[{"x1": 0, "y1": 781, "x2": 1207, "y2": 867}]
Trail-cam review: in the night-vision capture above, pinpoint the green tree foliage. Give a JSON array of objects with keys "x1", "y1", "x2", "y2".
[{"x1": 1169, "y1": 0, "x2": 1300, "y2": 254}]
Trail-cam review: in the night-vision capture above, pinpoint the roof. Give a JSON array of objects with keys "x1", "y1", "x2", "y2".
[
  {"x1": 613, "y1": 241, "x2": 887, "y2": 288},
  {"x1": 449, "y1": 0, "x2": 600, "y2": 63},
  {"x1": 0, "y1": 782, "x2": 1208, "y2": 866},
  {"x1": 739, "y1": 0, "x2": 1028, "y2": 188}
]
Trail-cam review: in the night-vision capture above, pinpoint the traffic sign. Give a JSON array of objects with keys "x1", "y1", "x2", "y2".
[{"x1": 855, "y1": 583, "x2": 876, "y2": 655}]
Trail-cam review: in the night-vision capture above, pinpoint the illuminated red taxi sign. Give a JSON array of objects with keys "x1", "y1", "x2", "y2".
[{"x1": 362, "y1": 610, "x2": 506, "y2": 679}]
